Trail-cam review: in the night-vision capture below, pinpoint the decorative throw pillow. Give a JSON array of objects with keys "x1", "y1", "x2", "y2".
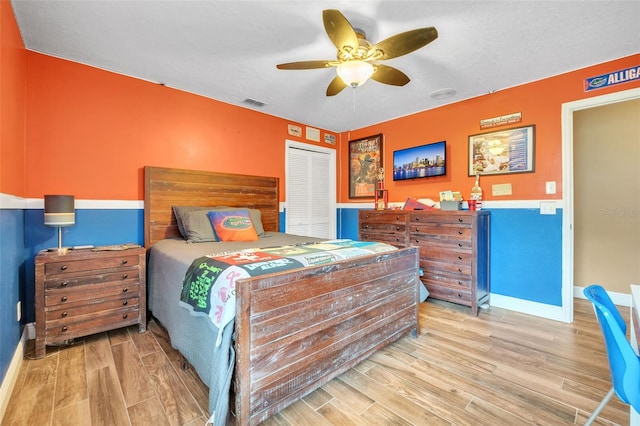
[{"x1": 207, "y1": 210, "x2": 259, "y2": 242}]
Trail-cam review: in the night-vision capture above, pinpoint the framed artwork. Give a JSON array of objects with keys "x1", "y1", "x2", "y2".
[
  {"x1": 468, "y1": 125, "x2": 535, "y2": 176},
  {"x1": 349, "y1": 134, "x2": 383, "y2": 198}
]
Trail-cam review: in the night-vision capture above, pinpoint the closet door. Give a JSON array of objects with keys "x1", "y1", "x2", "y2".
[{"x1": 286, "y1": 143, "x2": 335, "y2": 239}]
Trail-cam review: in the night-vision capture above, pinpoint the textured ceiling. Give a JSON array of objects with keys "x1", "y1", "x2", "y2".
[{"x1": 11, "y1": 0, "x2": 640, "y2": 132}]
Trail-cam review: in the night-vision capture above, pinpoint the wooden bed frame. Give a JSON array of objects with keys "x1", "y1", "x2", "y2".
[{"x1": 144, "y1": 166, "x2": 420, "y2": 425}]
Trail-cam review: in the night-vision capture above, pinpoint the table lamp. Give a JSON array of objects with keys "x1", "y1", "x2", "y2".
[{"x1": 44, "y1": 195, "x2": 75, "y2": 251}]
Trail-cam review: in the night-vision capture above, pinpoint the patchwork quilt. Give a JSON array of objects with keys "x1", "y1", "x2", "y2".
[{"x1": 180, "y1": 239, "x2": 397, "y2": 345}]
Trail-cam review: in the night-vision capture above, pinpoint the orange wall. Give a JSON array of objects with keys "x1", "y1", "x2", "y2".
[
  {"x1": 24, "y1": 53, "x2": 337, "y2": 201},
  {"x1": 1, "y1": 0, "x2": 27, "y2": 197},
  {"x1": 338, "y1": 54, "x2": 640, "y2": 204}
]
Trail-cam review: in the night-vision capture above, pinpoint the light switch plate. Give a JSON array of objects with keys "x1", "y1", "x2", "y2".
[{"x1": 545, "y1": 181, "x2": 556, "y2": 194}]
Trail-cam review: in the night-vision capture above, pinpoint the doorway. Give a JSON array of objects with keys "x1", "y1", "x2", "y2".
[{"x1": 561, "y1": 87, "x2": 640, "y2": 323}]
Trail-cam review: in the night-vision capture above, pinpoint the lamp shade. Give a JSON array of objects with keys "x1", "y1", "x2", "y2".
[
  {"x1": 44, "y1": 195, "x2": 75, "y2": 227},
  {"x1": 337, "y1": 60, "x2": 375, "y2": 88}
]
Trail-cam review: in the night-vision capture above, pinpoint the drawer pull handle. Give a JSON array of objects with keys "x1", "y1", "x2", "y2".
[
  {"x1": 121, "y1": 259, "x2": 128, "y2": 265},
  {"x1": 458, "y1": 230, "x2": 463, "y2": 235},
  {"x1": 122, "y1": 287, "x2": 128, "y2": 293},
  {"x1": 458, "y1": 243, "x2": 463, "y2": 247},
  {"x1": 62, "y1": 326, "x2": 68, "y2": 332},
  {"x1": 123, "y1": 300, "x2": 128, "y2": 306},
  {"x1": 415, "y1": 217, "x2": 420, "y2": 221},
  {"x1": 458, "y1": 218, "x2": 463, "y2": 222},
  {"x1": 122, "y1": 273, "x2": 128, "y2": 279},
  {"x1": 395, "y1": 216, "x2": 400, "y2": 220},
  {"x1": 458, "y1": 281, "x2": 463, "y2": 285},
  {"x1": 122, "y1": 314, "x2": 128, "y2": 319},
  {"x1": 364, "y1": 225, "x2": 369, "y2": 229},
  {"x1": 61, "y1": 281, "x2": 68, "y2": 287},
  {"x1": 60, "y1": 265, "x2": 68, "y2": 271},
  {"x1": 61, "y1": 312, "x2": 68, "y2": 318},
  {"x1": 61, "y1": 296, "x2": 68, "y2": 302},
  {"x1": 458, "y1": 256, "x2": 463, "y2": 260},
  {"x1": 396, "y1": 226, "x2": 400, "y2": 231},
  {"x1": 457, "y1": 293, "x2": 463, "y2": 298},
  {"x1": 458, "y1": 268, "x2": 463, "y2": 273}
]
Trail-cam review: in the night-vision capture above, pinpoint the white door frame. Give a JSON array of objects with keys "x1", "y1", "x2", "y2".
[
  {"x1": 561, "y1": 87, "x2": 640, "y2": 323},
  {"x1": 285, "y1": 140, "x2": 337, "y2": 238}
]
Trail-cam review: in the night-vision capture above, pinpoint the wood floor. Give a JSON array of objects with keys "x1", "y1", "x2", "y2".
[{"x1": 2, "y1": 298, "x2": 630, "y2": 425}]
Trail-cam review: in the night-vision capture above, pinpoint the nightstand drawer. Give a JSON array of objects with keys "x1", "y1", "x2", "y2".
[
  {"x1": 46, "y1": 296, "x2": 139, "y2": 324},
  {"x1": 45, "y1": 306, "x2": 140, "y2": 343},
  {"x1": 45, "y1": 281, "x2": 140, "y2": 307},
  {"x1": 44, "y1": 254, "x2": 140, "y2": 275},
  {"x1": 44, "y1": 269, "x2": 139, "y2": 290}
]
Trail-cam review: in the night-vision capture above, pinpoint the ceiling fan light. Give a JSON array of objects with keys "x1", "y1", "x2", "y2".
[{"x1": 337, "y1": 61, "x2": 374, "y2": 88}]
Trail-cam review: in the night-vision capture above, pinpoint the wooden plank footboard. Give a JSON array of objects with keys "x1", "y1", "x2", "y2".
[{"x1": 234, "y1": 247, "x2": 420, "y2": 425}]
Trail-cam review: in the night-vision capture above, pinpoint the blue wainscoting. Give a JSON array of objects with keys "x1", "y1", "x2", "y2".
[
  {"x1": 14, "y1": 202, "x2": 564, "y2": 339},
  {"x1": 0, "y1": 208, "x2": 24, "y2": 386},
  {"x1": 337, "y1": 204, "x2": 564, "y2": 307}
]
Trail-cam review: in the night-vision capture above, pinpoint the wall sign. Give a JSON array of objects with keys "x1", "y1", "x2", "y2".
[
  {"x1": 480, "y1": 112, "x2": 522, "y2": 129},
  {"x1": 584, "y1": 65, "x2": 640, "y2": 92}
]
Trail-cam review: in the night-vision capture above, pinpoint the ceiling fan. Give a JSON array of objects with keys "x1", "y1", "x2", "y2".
[{"x1": 276, "y1": 9, "x2": 438, "y2": 96}]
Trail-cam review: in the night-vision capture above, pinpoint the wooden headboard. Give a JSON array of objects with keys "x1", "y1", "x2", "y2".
[{"x1": 144, "y1": 166, "x2": 280, "y2": 248}]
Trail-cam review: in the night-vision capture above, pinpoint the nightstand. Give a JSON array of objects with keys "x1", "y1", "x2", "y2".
[{"x1": 34, "y1": 246, "x2": 146, "y2": 359}]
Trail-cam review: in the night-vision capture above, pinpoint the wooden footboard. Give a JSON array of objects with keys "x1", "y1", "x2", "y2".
[{"x1": 234, "y1": 247, "x2": 420, "y2": 425}]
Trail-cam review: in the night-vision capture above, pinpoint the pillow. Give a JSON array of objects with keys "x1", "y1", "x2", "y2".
[
  {"x1": 173, "y1": 206, "x2": 229, "y2": 239},
  {"x1": 173, "y1": 205, "x2": 265, "y2": 239},
  {"x1": 207, "y1": 210, "x2": 259, "y2": 242},
  {"x1": 179, "y1": 209, "x2": 219, "y2": 242}
]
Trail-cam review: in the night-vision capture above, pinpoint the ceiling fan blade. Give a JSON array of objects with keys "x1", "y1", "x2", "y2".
[
  {"x1": 326, "y1": 76, "x2": 347, "y2": 96},
  {"x1": 277, "y1": 60, "x2": 335, "y2": 70},
  {"x1": 323, "y1": 9, "x2": 359, "y2": 52},
  {"x1": 371, "y1": 64, "x2": 410, "y2": 86},
  {"x1": 370, "y1": 27, "x2": 438, "y2": 60}
]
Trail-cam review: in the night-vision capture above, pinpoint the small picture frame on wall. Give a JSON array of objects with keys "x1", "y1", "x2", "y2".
[
  {"x1": 468, "y1": 125, "x2": 535, "y2": 176},
  {"x1": 349, "y1": 134, "x2": 383, "y2": 198}
]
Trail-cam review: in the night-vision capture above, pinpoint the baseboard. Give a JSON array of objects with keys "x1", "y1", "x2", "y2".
[
  {"x1": 490, "y1": 293, "x2": 566, "y2": 322},
  {"x1": 574, "y1": 285, "x2": 632, "y2": 307},
  {"x1": 0, "y1": 327, "x2": 27, "y2": 423}
]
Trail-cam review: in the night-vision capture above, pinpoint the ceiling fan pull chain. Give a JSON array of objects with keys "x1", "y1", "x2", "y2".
[{"x1": 352, "y1": 87, "x2": 357, "y2": 111}]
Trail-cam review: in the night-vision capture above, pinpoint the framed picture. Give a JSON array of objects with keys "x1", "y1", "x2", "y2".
[
  {"x1": 349, "y1": 134, "x2": 383, "y2": 198},
  {"x1": 468, "y1": 125, "x2": 535, "y2": 176}
]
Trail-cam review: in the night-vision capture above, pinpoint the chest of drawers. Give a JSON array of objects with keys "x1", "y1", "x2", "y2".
[
  {"x1": 34, "y1": 247, "x2": 147, "y2": 358},
  {"x1": 359, "y1": 209, "x2": 490, "y2": 315}
]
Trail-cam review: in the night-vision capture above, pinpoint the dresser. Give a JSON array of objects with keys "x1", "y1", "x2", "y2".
[
  {"x1": 34, "y1": 246, "x2": 147, "y2": 358},
  {"x1": 359, "y1": 210, "x2": 490, "y2": 315}
]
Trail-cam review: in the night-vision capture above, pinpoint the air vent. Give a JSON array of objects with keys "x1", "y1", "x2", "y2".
[{"x1": 243, "y1": 98, "x2": 267, "y2": 108}]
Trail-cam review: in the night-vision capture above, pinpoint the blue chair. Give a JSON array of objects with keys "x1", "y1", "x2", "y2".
[{"x1": 583, "y1": 284, "x2": 640, "y2": 425}]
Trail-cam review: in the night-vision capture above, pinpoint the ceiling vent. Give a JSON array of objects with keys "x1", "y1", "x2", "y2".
[{"x1": 243, "y1": 98, "x2": 267, "y2": 108}]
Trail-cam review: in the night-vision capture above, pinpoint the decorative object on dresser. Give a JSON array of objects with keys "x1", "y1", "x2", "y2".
[
  {"x1": 44, "y1": 194, "x2": 75, "y2": 251},
  {"x1": 34, "y1": 246, "x2": 146, "y2": 359},
  {"x1": 360, "y1": 209, "x2": 490, "y2": 315}
]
